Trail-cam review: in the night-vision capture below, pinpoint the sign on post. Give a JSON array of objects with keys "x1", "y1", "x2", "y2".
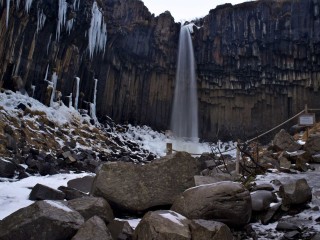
[{"x1": 299, "y1": 114, "x2": 315, "y2": 126}]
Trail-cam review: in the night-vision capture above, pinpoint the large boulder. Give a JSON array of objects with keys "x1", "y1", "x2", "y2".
[
  {"x1": 0, "y1": 158, "x2": 16, "y2": 178},
  {"x1": 65, "y1": 197, "x2": 114, "y2": 224},
  {"x1": 251, "y1": 190, "x2": 278, "y2": 212},
  {"x1": 72, "y1": 216, "x2": 113, "y2": 240},
  {"x1": 279, "y1": 178, "x2": 312, "y2": 209},
  {"x1": 189, "y1": 219, "x2": 233, "y2": 240},
  {"x1": 171, "y1": 181, "x2": 252, "y2": 226},
  {"x1": 107, "y1": 219, "x2": 134, "y2": 240},
  {"x1": 133, "y1": 210, "x2": 191, "y2": 240},
  {"x1": 273, "y1": 129, "x2": 302, "y2": 152},
  {"x1": 67, "y1": 175, "x2": 94, "y2": 193},
  {"x1": 0, "y1": 200, "x2": 84, "y2": 240},
  {"x1": 91, "y1": 152, "x2": 200, "y2": 213},
  {"x1": 304, "y1": 134, "x2": 320, "y2": 155},
  {"x1": 29, "y1": 183, "x2": 66, "y2": 200}
]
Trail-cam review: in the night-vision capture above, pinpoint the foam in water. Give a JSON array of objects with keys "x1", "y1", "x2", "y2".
[{"x1": 171, "y1": 24, "x2": 198, "y2": 143}]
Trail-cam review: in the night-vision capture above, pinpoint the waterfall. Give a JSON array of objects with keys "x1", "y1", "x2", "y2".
[{"x1": 171, "y1": 24, "x2": 198, "y2": 141}]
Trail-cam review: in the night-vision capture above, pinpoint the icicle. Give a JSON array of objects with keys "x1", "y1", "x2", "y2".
[
  {"x1": 88, "y1": 1, "x2": 107, "y2": 59},
  {"x1": 93, "y1": 78, "x2": 97, "y2": 106},
  {"x1": 90, "y1": 78, "x2": 98, "y2": 123},
  {"x1": 44, "y1": 64, "x2": 49, "y2": 81},
  {"x1": 56, "y1": 0, "x2": 67, "y2": 41},
  {"x1": 66, "y1": 19, "x2": 74, "y2": 34},
  {"x1": 16, "y1": 0, "x2": 20, "y2": 8},
  {"x1": 50, "y1": 72, "x2": 58, "y2": 107},
  {"x1": 74, "y1": 77, "x2": 80, "y2": 110},
  {"x1": 73, "y1": 0, "x2": 80, "y2": 11},
  {"x1": 31, "y1": 85, "x2": 35, "y2": 97},
  {"x1": 67, "y1": 93, "x2": 72, "y2": 108},
  {"x1": 25, "y1": 0, "x2": 33, "y2": 13},
  {"x1": 0, "y1": 0, "x2": 3, "y2": 8},
  {"x1": 37, "y1": 9, "x2": 46, "y2": 33},
  {"x1": 6, "y1": 0, "x2": 10, "y2": 28},
  {"x1": 47, "y1": 34, "x2": 52, "y2": 54}
]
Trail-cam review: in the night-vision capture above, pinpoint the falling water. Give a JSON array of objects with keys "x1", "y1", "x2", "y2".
[{"x1": 171, "y1": 24, "x2": 198, "y2": 141}]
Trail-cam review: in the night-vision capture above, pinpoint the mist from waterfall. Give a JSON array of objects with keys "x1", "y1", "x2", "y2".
[{"x1": 171, "y1": 24, "x2": 198, "y2": 141}]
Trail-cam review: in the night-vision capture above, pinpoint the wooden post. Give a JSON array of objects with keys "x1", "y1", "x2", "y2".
[
  {"x1": 236, "y1": 140, "x2": 240, "y2": 175},
  {"x1": 166, "y1": 143, "x2": 173, "y2": 155}
]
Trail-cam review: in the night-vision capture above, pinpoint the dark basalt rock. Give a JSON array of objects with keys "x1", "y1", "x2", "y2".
[
  {"x1": 0, "y1": 0, "x2": 319, "y2": 141},
  {"x1": 29, "y1": 183, "x2": 66, "y2": 200}
]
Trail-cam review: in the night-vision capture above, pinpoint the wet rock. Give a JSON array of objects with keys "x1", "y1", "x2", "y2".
[
  {"x1": 273, "y1": 129, "x2": 302, "y2": 152},
  {"x1": 304, "y1": 135, "x2": 320, "y2": 155},
  {"x1": 107, "y1": 219, "x2": 134, "y2": 240},
  {"x1": 284, "y1": 231, "x2": 301, "y2": 239},
  {"x1": 29, "y1": 183, "x2": 66, "y2": 200},
  {"x1": 189, "y1": 219, "x2": 233, "y2": 240},
  {"x1": 133, "y1": 210, "x2": 191, "y2": 240},
  {"x1": 171, "y1": 181, "x2": 252, "y2": 226},
  {"x1": 57, "y1": 186, "x2": 88, "y2": 200},
  {"x1": 260, "y1": 202, "x2": 282, "y2": 224},
  {"x1": 0, "y1": 158, "x2": 17, "y2": 178},
  {"x1": 92, "y1": 152, "x2": 200, "y2": 213},
  {"x1": 65, "y1": 197, "x2": 114, "y2": 224},
  {"x1": 72, "y1": 216, "x2": 113, "y2": 240},
  {"x1": 67, "y1": 175, "x2": 94, "y2": 193},
  {"x1": 0, "y1": 200, "x2": 84, "y2": 240},
  {"x1": 279, "y1": 178, "x2": 312, "y2": 210},
  {"x1": 251, "y1": 190, "x2": 277, "y2": 212}
]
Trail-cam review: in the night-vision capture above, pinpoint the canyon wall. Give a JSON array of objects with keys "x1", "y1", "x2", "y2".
[{"x1": 0, "y1": 0, "x2": 319, "y2": 141}]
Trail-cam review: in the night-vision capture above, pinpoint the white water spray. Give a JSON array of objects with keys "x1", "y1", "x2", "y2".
[{"x1": 171, "y1": 24, "x2": 198, "y2": 141}]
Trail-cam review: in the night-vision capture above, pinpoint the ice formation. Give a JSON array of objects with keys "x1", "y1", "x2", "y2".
[
  {"x1": 74, "y1": 77, "x2": 80, "y2": 110},
  {"x1": 25, "y1": 0, "x2": 32, "y2": 13},
  {"x1": 56, "y1": 0, "x2": 67, "y2": 41},
  {"x1": 47, "y1": 34, "x2": 52, "y2": 54},
  {"x1": 66, "y1": 19, "x2": 74, "y2": 34},
  {"x1": 73, "y1": 0, "x2": 80, "y2": 11},
  {"x1": 88, "y1": 1, "x2": 107, "y2": 59},
  {"x1": 90, "y1": 79, "x2": 98, "y2": 122},
  {"x1": 15, "y1": 0, "x2": 19, "y2": 8},
  {"x1": 50, "y1": 72, "x2": 58, "y2": 107},
  {"x1": 37, "y1": 9, "x2": 46, "y2": 33},
  {"x1": 6, "y1": 0, "x2": 10, "y2": 28}
]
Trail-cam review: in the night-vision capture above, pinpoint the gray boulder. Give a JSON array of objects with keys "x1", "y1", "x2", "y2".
[
  {"x1": 67, "y1": 175, "x2": 94, "y2": 193},
  {"x1": 279, "y1": 178, "x2": 312, "y2": 209},
  {"x1": 0, "y1": 200, "x2": 84, "y2": 240},
  {"x1": 251, "y1": 190, "x2": 277, "y2": 212},
  {"x1": 72, "y1": 216, "x2": 113, "y2": 240},
  {"x1": 189, "y1": 219, "x2": 233, "y2": 240},
  {"x1": 304, "y1": 134, "x2": 320, "y2": 155},
  {"x1": 29, "y1": 183, "x2": 65, "y2": 200},
  {"x1": 133, "y1": 210, "x2": 191, "y2": 240},
  {"x1": 107, "y1": 219, "x2": 134, "y2": 240},
  {"x1": 273, "y1": 129, "x2": 301, "y2": 152},
  {"x1": 0, "y1": 158, "x2": 16, "y2": 178},
  {"x1": 65, "y1": 197, "x2": 114, "y2": 224},
  {"x1": 58, "y1": 186, "x2": 88, "y2": 200},
  {"x1": 171, "y1": 181, "x2": 251, "y2": 226},
  {"x1": 91, "y1": 152, "x2": 200, "y2": 213}
]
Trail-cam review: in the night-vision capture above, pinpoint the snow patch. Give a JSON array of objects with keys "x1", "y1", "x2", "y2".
[
  {"x1": 44, "y1": 200, "x2": 73, "y2": 212},
  {"x1": 159, "y1": 211, "x2": 187, "y2": 226}
]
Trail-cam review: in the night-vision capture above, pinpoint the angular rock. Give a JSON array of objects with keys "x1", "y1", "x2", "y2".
[
  {"x1": 58, "y1": 186, "x2": 88, "y2": 200},
  {"x1": 91, "y1": 152, "x2": 200, "y2": 213},
  {"x1": 0, "y1": 158, "x2": 16, "y2": 178},
  {"x1": 251, "y1": 183, "x2": 274, "y2": 192},
  {"x1": 72, "y1": 216, "x2": 113, "y2": 240},
  {"x1": 279, "y1": 156, "x2": 292, "y2": 169},
  {"x1": 304, "y1": 135, "x2": 320, "y2": 155},
  {"x1": 276, "y1": 222, "x2": 301, "y2": 231},
  {"x1": 0, "y1": 200, "x2": 84, "y2": 240},
  {"x1": 171, "y1": 181, "x2": 252, "y2": 226},
  {"x1": 67, "y1": 175, "x2": 94, "y2": 193},
  {"x1": 251, "y1": 190, "x2": 277, "y2": 212},
  {"x1": 273, "y1": 129, "x2": 302, "y2": 152},
  {"x1": 65, "y1": 197, "x2": 114, "y2": 224},
  {"x1": 107, "y1": 219, "x2": 134, "y2": 240},
  {"x1": 189, "y1": 219, "x2": 233, "y2": 240},
  {"x1": 260, "y1": 202, "x2": 282, "y2": 224},
  {"x1": 29, "y1": 183, "x2": 65, "y2": 200},
  {"x1": 133, "y1": 210, "x2": 191, "y2": 240},
  {"x1": 279, "y1": 178, "x2": 312, "y2": 209}
]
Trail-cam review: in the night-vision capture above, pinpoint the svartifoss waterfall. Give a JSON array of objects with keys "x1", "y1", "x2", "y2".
[{"x1": 171, "y1": 24, "x2": 198, "y2": 142}]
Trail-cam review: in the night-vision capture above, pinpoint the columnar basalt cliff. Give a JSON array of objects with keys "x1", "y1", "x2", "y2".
[{"x1": 0, "y1": 0, "x2": 319, "y2": 140}]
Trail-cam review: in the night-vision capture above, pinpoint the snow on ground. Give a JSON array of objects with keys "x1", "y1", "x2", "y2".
[
  {"x1": 118, "y1": 124, "x2": 237, "y2": 157},
  {"x1": 0, "y1": 172, "x2": 94, "y2": 220}
]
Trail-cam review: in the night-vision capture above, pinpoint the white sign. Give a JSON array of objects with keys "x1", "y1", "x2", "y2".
[{"x1": 299, "y1": 114, "x2": 315, "y2": 126}]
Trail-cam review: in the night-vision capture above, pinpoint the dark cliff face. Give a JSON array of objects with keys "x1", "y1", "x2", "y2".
[{"x1": 0, "y1": 0, "x2": 319, "y2": 141}]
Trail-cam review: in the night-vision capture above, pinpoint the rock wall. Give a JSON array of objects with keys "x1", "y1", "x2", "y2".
[{"x1": 0, "y1": 0, "x2": 319, "y2": 141}]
